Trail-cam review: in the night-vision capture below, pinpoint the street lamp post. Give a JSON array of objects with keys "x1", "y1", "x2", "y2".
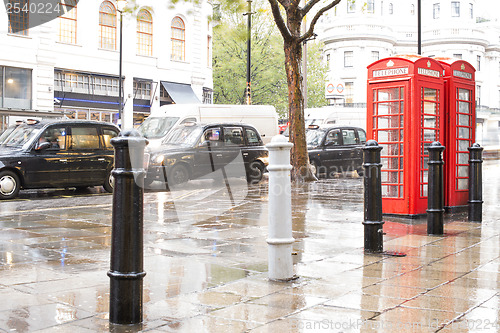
[
  {"x1": 117, "y1": 0, "x2": 127, "y2": 127},
  {"x1": 243, "y1": 0, "x2": 253, "y2": 105}
]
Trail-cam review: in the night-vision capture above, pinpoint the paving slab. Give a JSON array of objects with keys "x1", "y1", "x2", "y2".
[{"x1": 0, "y1": 161, "x2": 498, "y2": 332}]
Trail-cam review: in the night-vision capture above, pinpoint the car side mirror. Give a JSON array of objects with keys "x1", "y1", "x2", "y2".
[{"x1": 36, "y1": 142, "x2": 51, "y2": 151}]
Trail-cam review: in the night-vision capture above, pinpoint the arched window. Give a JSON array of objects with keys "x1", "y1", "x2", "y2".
[
  {"x1": 171, "y1": 17, "x2": 185, "y2": 61},
  {"x1": 59, "y1": 0, "x2": 77, "y2": 44},
  {"x1": 99, "y1": 1, "x2": 117, "y2": 50},
  {"x1": 389, "y1": 3, "x2": 393, "y2": 14},
  {"x1": 137, "y1": 9, "x2": 153, "y2": 56}
]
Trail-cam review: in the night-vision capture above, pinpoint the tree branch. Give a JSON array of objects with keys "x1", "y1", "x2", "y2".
[
  {"x1": 267, "y1": 0, "x2": 292, "y2": 40},
  {"x1": 299, "y1": 0, "x2": 340, "y2": 43}
]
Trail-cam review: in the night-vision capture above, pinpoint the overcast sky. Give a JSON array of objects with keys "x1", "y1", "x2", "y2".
[{"x1": 476, "y1": 0, "x2": 500, "y2": 20}]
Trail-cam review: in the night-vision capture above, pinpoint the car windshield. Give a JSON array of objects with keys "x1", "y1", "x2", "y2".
[
  {"x1": 162, "y1": 125, "x2": 202, "y2": 146},
  {"x1": 306, "y1": 129, "x2": 326, "y2": 146},
  {"x1": 0, "y1": 125, "x2": 41, "y2": 148},
  {"x1": 0, "y1": 125, "x2": 19, "y2": 144},
  {"x1": 137, "y1": 116, "x2": 179, "y2": 139}
]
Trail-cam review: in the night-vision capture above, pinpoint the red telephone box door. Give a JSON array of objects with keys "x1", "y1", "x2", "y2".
[{"x1": 368, "y1": 81, "x2": 409, "y2": 213}]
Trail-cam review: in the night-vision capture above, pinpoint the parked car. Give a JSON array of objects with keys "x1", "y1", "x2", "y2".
[
  {"x1": 0, "y1": 119, "x2": 120, "y2": 199},
  {"x1": 137, "y1": 103, "x2": 278, "y2": 148},
  {"x1": 145, "y1": 123, "x2": 269, "y2": 186},
  {"x1": 307, "y1": 125, "x2": 367, "y2": 177}
]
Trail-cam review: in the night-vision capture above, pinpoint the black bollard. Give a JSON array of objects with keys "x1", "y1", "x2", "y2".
[
  {"x1": 427, "y1": 141, "x2": 445, "y2": 235},
  {"x1": 108, "y1": 129, "x2": 148, "y2": 325},
  {"x1": 468, "y1": 143, "x2": 483, "y2": 223},
  {"x1": 362, "y1": 140, "x2": 384, "y2": 253}
]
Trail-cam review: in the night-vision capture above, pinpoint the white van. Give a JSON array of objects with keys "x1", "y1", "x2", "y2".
[{"x1": 138, "y1": 104, "x2": 278, "y2": 148}]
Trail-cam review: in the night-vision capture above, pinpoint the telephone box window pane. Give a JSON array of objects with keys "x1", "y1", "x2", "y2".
[
  {"x1": 378, "y1": 88, "x2": 399, "y2": 101},
  {"x1": 423, "y1": 88, "x2": 438, "y2": 101},
  {"x1": 458, "y1": 127, "x2": 470, "y2": 139},
  {"x1": 377, "y1": 116, "x2": 388, "y2": 128},
  {"x1": 387, "y1": 143, "x2": 399, "y2": 155},
  {"x1": 458, "y1": 140, "x2": 469, "y2": 151},
  {"x1": 458, "y1": 101, "x2": 470, "y2": 114},
  {"x1": 382, "y1": 185, "x2": 399, "y2": 197},
  {"x1": 423, "y1": 129, "x2": 437, "y2": 141},
  {"x1": 458, "y1": 114, "x2": 470, "y2": 126},
  {"x1": 458, "y1": 153, "x2": 468, "y2": 164},
  {"x1": 422, "y1": 184, "x2": 428, "y2": 197},
  {"x1": 423, "y1": 115, "x2": 436, "y2": 128},
  {"x1": 457, "y1": 179, "x2": 468, "y2": 190},
  {"x1": 458, "y1": 88, "x2": 470, "y2": 100},
  {"x1": 423, "y1": 101, "x2": 437, "y2": 114},
  {"x1": 458, "y1": 165, "x2": 468, "y2": 177},
  {"x1": 387, "y1": 158, "x2": 399, "y2": 170},
  {"x1": 381, "y1": 172, "x2": 388, "y2": 182}
]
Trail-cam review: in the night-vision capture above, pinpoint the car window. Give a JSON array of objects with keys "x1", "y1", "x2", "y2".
[
  {"x1": 358, "y1": 129, "x2": 367, "y2": 144},
  {"x1": 245, "y1": 128, "x2": 261, "y2": 145},
  {"x1": 70, "y1": 127, "x2": 100, "y2": 149},
  {"x1": 224, "y1": 127, "x2": 244, "y2": 146},
  {"x1": 102, "y1": 128, "x2": 119, "y2": 149},
  {"x1": 201, "y1": 128, "x2": 223, "y2": 147},
  {"x1": 325, "y1": 129, "x2": 341, "y2": 146},
  {"x1": 38, "y1": 126, "x2": 67, "y2": 150},
  {"x1": 342, "y1": 129, "x2": 357, "y2": 145}
]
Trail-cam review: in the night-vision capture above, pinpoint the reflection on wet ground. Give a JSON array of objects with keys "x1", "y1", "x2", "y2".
[{"x1": 0, "y1": 162, "x2": 498, "y2": 331}]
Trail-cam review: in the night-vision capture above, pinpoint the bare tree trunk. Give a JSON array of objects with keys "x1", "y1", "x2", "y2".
[{"x1": 284, "y1": 39, "x2": 316, "y2": 182}]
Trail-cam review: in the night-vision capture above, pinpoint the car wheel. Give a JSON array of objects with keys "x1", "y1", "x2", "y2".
[
  {"x1": 103, "y1": 170, "x2": 114, "y2": 193},
  {"x1": 247, "y1": 161, "x2": 264, "y2": 184},
  {"x1": 0, "y1": 170, "x2": 20, "y2": 200},
  {"x1": 168, "y1": 164, "x2": 189, "y2": 186}
]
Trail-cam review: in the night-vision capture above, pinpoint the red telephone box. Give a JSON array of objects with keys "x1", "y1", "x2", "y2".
[
  {"x1": 367, "y1": 55, "x2": 445, "y2": 216},
  {"x1": 434, "y1": 57, "x2": 476, "y2": 210}
]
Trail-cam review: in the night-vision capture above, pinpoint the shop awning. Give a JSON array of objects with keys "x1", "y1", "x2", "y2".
[{"x1": 161, "y1": 81, "x2": 200, "y2": 104}]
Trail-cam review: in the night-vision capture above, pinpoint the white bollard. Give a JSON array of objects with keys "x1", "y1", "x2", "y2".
[{"x1": 266, "y1": 135, "x2": 295, "y2": 281}]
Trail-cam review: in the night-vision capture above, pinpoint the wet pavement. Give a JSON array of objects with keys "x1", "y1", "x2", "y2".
[{"x1": 0, "y1": 161, "x2": 499, "y2": 332}]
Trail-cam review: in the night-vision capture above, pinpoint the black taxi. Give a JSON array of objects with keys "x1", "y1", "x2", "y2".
[
  {"x1": 145, "y1": 123, "x2": 269, "y2": 185},
  {"x1": 0, "y1": 119, "x2": 120, "y2": 199},
  {"x1": 307, "y1": 125, "x2": 367, "y2": 177}
]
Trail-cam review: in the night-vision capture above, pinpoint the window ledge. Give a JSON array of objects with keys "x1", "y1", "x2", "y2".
[
  {"x1": 7, "y1": 33, "x2": 31, "y2": 39},
  {"x1": 56, "y1": 41, "x2": 82, "y2": 47}
]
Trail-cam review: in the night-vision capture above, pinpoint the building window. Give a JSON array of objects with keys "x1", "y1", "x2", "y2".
[
  {"x1": 8, "y1": 0, "x2": 29, "y2": 36},
  {"x1": 1, "y1": 67, "x2": 32, "y2": 109},
  {"x1": 347, "y1": 0, "x2": 355, "y2": 13},
  {"x1": 451, "y1": 2, "x2": 460, "y2": 17},
  {"x1": 344, "y1": 51, "x2": 353, "y2": 67},
  {"x1": 59, "y1": 0, "x2": 77, "y2": 44},
  {"x1": 345, "y1": 82, "x2": 354, "y2": 104},
  {"x1": 367, "y1": 0, "x2": 374, "y2": 13},
  {"x1": 476, "y1": 85, "x2": 481, "y2": 106},
  {"x1": 133, "y1": 80, "x2": 151, "y2": 99},
  {"x1": 453, "y1": 53, "x2": 462, "y2": 59},
  {"x1": 99, "y1": 1, "x2": 117, "y2": 50},
  {"x1": 372, "y1": 51, "x2": 380, "y2": 61},
  {"x1": 203, "y1": 87, "x2": 213, "y2": 104},
  {"x1": 411, "y1": 4, "x2": 415, "y2": 15},
  {"x1": 388, "y1": 3, "x2": 393, "y2": 14},
  {"x1": 137, "y1": 9, "x2": 153, "y2": 56},
  {"x1": 55, "y1": 71, "x2": 119, "y2": 96},
  {"x1": 326, "y1": 54, "x2": 331, "y2": 68},
  {"x1": 381, "y1": 1, "x2": 383, "y2": 15},
  {"x1": 433, "y1": 3, "x2": 440, "y2": 19},
  {"x1": 469, "y1": 3, "x2": 473, "y2": 19},
  {"x1": 171, "y1": 17, "x2": 185, "y2": 61},
  {"x1": 477, "y1": 55, "x2": 481, "y2": 71}
]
